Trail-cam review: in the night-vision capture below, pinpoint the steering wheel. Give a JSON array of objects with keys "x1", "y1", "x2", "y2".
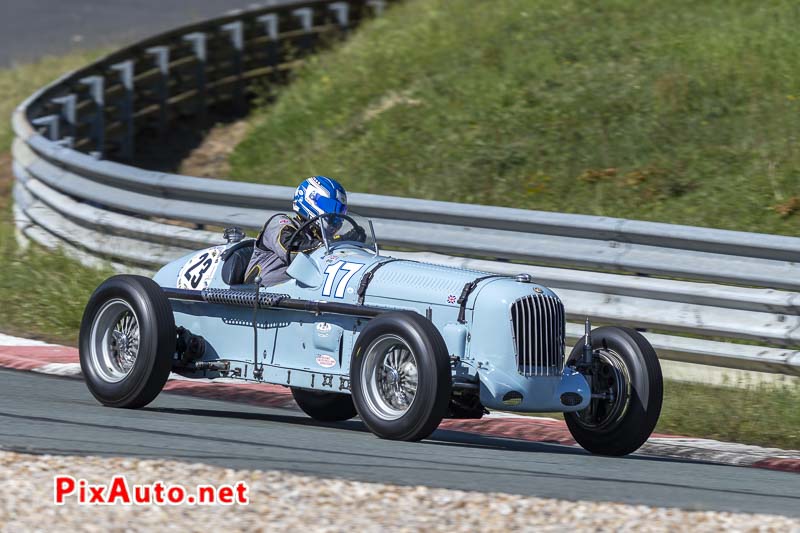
[{"x1": 284, "y1": 213, "x2": 365, "y2": 260}]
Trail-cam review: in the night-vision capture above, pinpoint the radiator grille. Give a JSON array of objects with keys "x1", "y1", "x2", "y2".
[{"x1": 510, "y1": 294, "x2": 566, "y2": 376}]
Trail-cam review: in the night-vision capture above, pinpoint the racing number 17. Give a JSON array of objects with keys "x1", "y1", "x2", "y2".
[{"x1": 322, "y1": 262, "x2": 363, "y2": 298}]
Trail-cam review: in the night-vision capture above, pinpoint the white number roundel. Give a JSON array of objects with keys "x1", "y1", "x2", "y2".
[{"x1": 177, "y1": 247, "x2": 224, "y2": 290}]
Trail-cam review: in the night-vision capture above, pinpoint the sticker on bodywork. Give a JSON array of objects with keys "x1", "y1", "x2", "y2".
[
  {"x1": 177, "y1": 247, "x2": 224, "y2": 290},
  {"x1": 316, "y1": 354, "x2": 337, "y2": 368}
]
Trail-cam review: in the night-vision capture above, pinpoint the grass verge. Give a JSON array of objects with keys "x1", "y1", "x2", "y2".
[
  {"x1": 231, "y1": 0, "x2": 800, "y2": 236},
  {"x1": 657, "y1": 379, "x2": 799, "y2": 449},
  {"x1": 0, "y1": 51, "x2": 112, "y2": 345}
]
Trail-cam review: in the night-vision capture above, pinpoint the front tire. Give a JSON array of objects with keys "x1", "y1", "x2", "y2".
[
  {"x1": 291, "y1": 388, "x2": 357, "y2": 422},
  {"x1": 565, "y1": 326, "x2": 662, "y2": 456},
  {"x1": 350, "y1": 312, "x2": 451, "y2": 441},
  {"x1": 79, "y1": 275, "x2": 175, "y2": 408}
]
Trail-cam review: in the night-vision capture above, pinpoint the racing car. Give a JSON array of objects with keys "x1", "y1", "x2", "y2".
[{"x1": 79, "y1": 213, "x2": 663, "y2": 455}]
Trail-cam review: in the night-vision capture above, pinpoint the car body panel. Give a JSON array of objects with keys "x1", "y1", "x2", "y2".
[{"x1": 153, "y1": 229, "x2": 591, "y2": 413}]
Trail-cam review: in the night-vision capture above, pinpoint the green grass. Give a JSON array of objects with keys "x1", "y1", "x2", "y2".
[
  {"x1": 545, "y1": 379, "x2": 800, "y2": 450},
  {"x1": 231, "y1": 0, "x2": 800, "y2": 235},
  {"x1": 0, "y1": 51, "x2": 112, "y2": 344},
  {"x1": 657, "y1": 379, "x2": 800, "y2": 449}
]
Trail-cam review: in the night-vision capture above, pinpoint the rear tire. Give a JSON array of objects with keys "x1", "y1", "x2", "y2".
[
  {"x1": 291, "y1": 388, "x2": 357, "y2": 422},
  {"x1": 565, "y1": 326, "x2": 662, "y2": 456},
  {"x1": 350, "y1": 312, "x2": 451, "y2": 441},
  {"x1": 79, "y1": 275, "x2": 175, "y2": 408}
]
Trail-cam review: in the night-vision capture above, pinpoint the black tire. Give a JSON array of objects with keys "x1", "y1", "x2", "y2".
[
  {"x1": 291, "y1": 388, "x2": 357, "y2": 422},
  {"x1": 350, "y1": 312, "x2": 451, "y2": 441},
  {"x1": 565, "y1": 326, "x2": 663, "y2": 456},
  {"x1": 79, "y1": 275, "x2": 175, "y2": 409}
]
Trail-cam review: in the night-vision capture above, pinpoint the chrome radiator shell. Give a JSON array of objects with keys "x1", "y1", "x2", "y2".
[{"x1": 510, "y1": 294, "x2": 566, "y2": 376}]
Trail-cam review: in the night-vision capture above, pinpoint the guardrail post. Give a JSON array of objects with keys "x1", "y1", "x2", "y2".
[
  {"x1": 221, "y1": 21, "x2": 245, "y2": 110},
  {"x1": 31, "y1": 115, "x2": 60, "y2": 141},
  {"x1": 80, "y1": 75, "x2": 105, "y2": 156},
  {"x1": 111, "y1": 60, "x2": 135, "y2": 159},
  {"x1": 55, "y1": 137, "x2": 74, "y2": 148},
  {"x1": 367, "y1": 0, "x2": 386, "y2": 16},
  {"x1": 51, "y1": 94, "x2": 77, "y2": 142},
  {"x1": 183, "y1": 32, "x2": 208, "y2": 123},
  {"x1": 329, "y1": 2, "x2": 350, "y2": 32},
  {"x1": 257, "y1": 13, "x2": 280, "y2": 67},
  {"x1": 292, "y1": 7, "x2": 315, "y2": 51},
  {"x1": 146, "y1": 46, "x2": 170, "y2": 136}
]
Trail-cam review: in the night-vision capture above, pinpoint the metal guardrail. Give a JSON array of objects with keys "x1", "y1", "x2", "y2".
[{"x1": 9, "y1": 0, "x2": 800, "y2": 376}]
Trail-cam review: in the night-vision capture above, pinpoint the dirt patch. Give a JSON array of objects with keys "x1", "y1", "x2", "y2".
[
  {"x1": 362, "y1": 91, "x2": 422, "y2": 122},
  {"x1": 774, "y1": 196, "x2": 800, "y2": 218},
  {"x1": 178, "y1": 120, "x2": 249, "y2": 179}
]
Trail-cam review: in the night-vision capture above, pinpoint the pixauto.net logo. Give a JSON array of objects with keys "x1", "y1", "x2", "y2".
[{"x1": 54, "y1": 475, "x2": 249, "y2": 506}]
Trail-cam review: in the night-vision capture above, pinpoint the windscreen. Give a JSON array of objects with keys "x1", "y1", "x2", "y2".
[{"x1": 316, "y1": 212, "x2": 378, "y2": 253}]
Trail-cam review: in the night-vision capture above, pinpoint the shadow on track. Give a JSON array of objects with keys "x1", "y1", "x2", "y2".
[{"x1": 143, "y1": 405, "x2": 717, "y2": 467}]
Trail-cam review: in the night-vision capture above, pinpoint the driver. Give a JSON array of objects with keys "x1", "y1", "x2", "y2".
[{"x1": 244, "y1": 176, "x2": 349, "y2": 286}]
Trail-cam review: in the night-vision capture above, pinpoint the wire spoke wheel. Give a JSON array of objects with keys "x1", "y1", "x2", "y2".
[
  {"x1": 80, "y1": 275, "x2": 175, "y2": 408},
  {"x1": 362, "y1": 334, "x2": 419, "y2": 420},
  {"x1": 89, "y1": 299, "x2": 141, "y2": 383},
  {"x1": 350, "y1": 312, "x2": 451, "y2": 441}
]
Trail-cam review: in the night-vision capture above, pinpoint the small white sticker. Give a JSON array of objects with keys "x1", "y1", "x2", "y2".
[{"x1": 316, "y1": 354, "x2": 336, "y2": 368}]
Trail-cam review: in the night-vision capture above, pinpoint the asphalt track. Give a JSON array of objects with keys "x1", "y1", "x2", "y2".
[
  {"x1": 1, "y1": 369, "x2": 798, "y2": 517},
  {"x1": 0, "y1": 0, "x2": 266, "y2": 67}
]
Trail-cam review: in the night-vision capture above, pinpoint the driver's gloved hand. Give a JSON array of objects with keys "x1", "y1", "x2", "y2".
[{"x1": 340, "y1": 226, "x2": 367, "y2": 242}]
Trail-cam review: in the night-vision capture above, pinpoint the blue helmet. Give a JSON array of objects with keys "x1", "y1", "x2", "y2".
[{"x1": 293, "y1": 176, "x2": 348, "y2": 221}]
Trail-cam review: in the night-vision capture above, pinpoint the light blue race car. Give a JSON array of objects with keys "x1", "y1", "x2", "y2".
[{"x1": 79, "y1": 213, "x2": 663, "y2": 455}]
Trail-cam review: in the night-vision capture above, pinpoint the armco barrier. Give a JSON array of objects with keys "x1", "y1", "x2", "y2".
[{"x1": 9, "y1": 0, "x2": 800, "y2": 376}]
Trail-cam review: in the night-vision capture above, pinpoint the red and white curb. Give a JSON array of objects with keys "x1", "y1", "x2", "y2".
[{"x1": 1, "y1": 333, "x2": 798, "y2": 474}]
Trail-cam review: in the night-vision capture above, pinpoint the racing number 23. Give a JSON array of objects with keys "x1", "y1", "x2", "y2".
[
  {"x1": 184, "y1": 252, "x2": 213, "y2": 289},
  {"x1": 322, "y1": 262, "x2": 363, "y2": 298}
]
